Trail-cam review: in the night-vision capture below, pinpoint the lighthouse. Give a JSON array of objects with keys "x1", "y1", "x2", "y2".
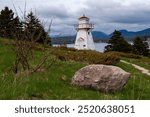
[{"x1": 74, "y1": 15, "x2": 95, "y2": 50}]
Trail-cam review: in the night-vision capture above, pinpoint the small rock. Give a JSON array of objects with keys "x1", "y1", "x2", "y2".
[{"x1": 72, "y1": 64, "x2": 130, "y2": 93}]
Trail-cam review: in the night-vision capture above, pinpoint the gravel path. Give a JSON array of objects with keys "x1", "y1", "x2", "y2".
[{"x1": 120, "y1": 60, "x2": 150, "y2": 76}]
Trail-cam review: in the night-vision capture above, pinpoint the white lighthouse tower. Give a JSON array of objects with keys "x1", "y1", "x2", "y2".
[{"x1": 74, "y1": 15, "x2": 95, "y2": 50}]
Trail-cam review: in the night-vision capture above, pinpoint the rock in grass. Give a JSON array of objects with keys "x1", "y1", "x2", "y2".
[{"x1": 72, "y1": 64, "x2": 130, "y2": 93}]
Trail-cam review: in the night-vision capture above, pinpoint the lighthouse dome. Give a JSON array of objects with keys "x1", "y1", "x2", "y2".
[
  {"x1": 75, "y1": 15, "x2": 94, "y2": 30},
  {"x1": 79, "y1": 14, "x2": 89, "y2": 20}
]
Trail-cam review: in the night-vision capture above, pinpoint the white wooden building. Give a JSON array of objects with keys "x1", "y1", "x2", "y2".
[{"x1": 74, "y1": 15, "x2": 95, "y2": 50}]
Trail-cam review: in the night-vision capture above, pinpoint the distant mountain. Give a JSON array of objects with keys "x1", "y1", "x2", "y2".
[
  {"x1": 109, "y1": 28, "x2": 150, "y2": 39},
  {"x1": 134, "y1": 28, "x2": 150, "y2": 37},
  {"x1": 119, "y1": 30, "x2": 136, "y2": 38},
  {"x1": 92, "y1": 31, "x2": 108, "y2": 39},
  {"x1": 51, "y1": 31, "x2": 109, "y2": 44},
  {"x1": 51, "y1": 28, "x2": 150, "y2": 44},
  {"x1": 51, "y1": 35, "x2": 75, "y2": 44}
]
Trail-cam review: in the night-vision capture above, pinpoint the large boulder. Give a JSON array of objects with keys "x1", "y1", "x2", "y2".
[{"x1": 72, "y1": 64, "x2": 130, "y2": 92}]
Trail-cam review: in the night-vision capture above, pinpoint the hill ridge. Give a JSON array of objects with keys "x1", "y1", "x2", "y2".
[{"x1": 51, "y1": 28, "x2": 150, "y2": 44}]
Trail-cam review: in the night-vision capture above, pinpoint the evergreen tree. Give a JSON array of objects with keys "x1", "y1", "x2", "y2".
[
  {"x1": 132, "y1": 37, "x2": 149, "y2": 56},
  {"x1": 0, "y1": 6, "x2": 15, "y2": 38},
  {"x1": 0, "y1": 7, "x2": 51, "y2": 45},
  {"x1": 24, "y1": 12, "x2": 51, "y2": 44},
  {"x1": 105, "y1": 30, "x2": 132, "y2": 52},
  {"x1": 12, "y1": 16, "x2": 23, "y2": 38}
]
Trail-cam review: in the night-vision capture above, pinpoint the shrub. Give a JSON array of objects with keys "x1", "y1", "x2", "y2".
[
  {"x1": 105, "y1": 30, "x2": 132, "y2": 53},
  {"x1": 105, "y1": 51, "x2": 141, "y2": 59},
  {"x1": 99, "y1": 53, "x2": 120, "y2": 65},
  {"x1": 132, "y1": 37, "x2": 149, "y2": 56},
  {"x1": 50, "y1": 47, "x2": 120, "y2": 65}
]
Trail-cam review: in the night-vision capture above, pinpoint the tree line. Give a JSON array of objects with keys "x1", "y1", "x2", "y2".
[
  {"x1": 105, "y1": 30, "x2": 150, "y2": 57},
  {"x1": 0, "y1": 6, "x2": 51, "y2": 44}
]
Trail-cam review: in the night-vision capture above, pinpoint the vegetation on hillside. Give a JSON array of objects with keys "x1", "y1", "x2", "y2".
[
  {"x1": 49, "y1": 47, "x2": 120, "y2": 65},
  {"x1": 105, "y1": 30, "x2": 132, "y2": 53},
  {"x1": 0, "y1": 6, "x2": 150, "y2": 100},
  {"x1": 105, "y1": 30, "x2": 150, "y2": 57},
  {"x1": 0, "y1": 39, "x2": 150, "y2": 100},
  {"x1": 0, "y1": 6, "x2": 51, "y2": 44},
  {"x1": 0, "y1": 6, "x2": 52, "y2": 75},
  {"x1": 132, "y1": 37, "x2": 149, "y2": 56},
  {"x1": 0, "y1": 7, "x2": 15, "y2": 38}
]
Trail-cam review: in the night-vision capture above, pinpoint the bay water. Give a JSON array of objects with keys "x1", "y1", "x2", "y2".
[{"x1": 67, "y1": 43, "x2": 108, "y2": 52}]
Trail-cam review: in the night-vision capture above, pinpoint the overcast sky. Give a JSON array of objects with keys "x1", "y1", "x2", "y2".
[{"x1": 1, "y1": 0, "x2": 150, "y2": 36}]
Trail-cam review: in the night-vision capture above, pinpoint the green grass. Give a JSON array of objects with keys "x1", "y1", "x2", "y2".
[
  {"x1": 0, "y1": 38, "x2": 150, "y2": 100},
  {"x1": 115, "y1": 62, "x2": 150, "y2": 100},
  {"x1": 122, "y1": 57, "x2": 150, "y2": 70}
]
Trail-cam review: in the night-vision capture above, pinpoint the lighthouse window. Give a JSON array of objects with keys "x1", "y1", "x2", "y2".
[
  {"x1": 83, "y1": 45, "x2": 86, "y2": 47},
  {"x1": 88, "y1": 32, "x2": 90, "y2": 35}
]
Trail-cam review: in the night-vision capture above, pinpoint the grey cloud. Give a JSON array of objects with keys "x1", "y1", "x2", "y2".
[
  {"x1": 72, "y1": 0, "x2": 150, "y2": 33},
  {"x1": 39, "y1": 5, "x2": 70, "y2": 19},
  {"x1": 1, "y1": 0, "x2": 150, "y2": 34},
  {"x1": 109, "y1": 11, "x2": 150, "y2": 24}
]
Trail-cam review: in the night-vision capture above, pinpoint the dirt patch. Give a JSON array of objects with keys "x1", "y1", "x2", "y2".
[{"x1": 120, "y1": 60, "x2": 150, "y2": 76}]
